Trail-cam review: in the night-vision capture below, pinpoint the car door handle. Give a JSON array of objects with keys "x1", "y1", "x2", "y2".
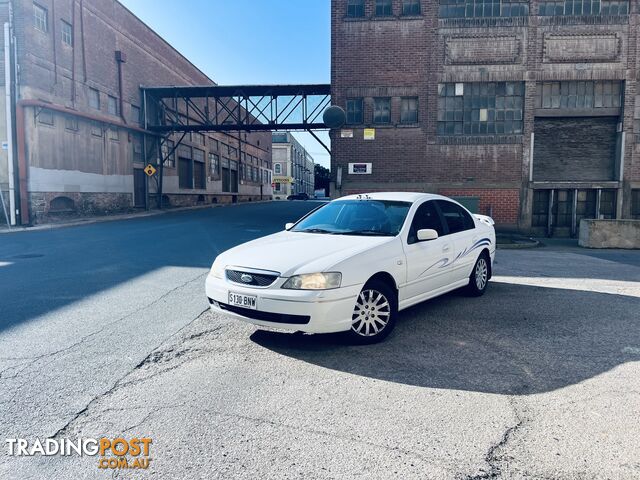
[{"x1": 442, "y1": 244, "x2": 450, "y2": 252}]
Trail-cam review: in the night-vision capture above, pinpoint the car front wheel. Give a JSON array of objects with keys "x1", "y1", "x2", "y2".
[
  {"x1": 466, "y1": 253, "x2": 490, "y2": 296},
  {"x1": 345, "y1": 280, "x2": 397, "y2": 344}
]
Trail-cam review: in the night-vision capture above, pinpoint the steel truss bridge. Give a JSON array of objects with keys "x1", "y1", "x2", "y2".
[{"x1": 140, "y1": 84, "x2": 333, "y2": 207}]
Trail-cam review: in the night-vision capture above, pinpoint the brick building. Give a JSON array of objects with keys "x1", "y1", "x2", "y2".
[
  {"x1": 0, "y1": 0, "x2": 272, "y2": 226},
  {"x1": 271, "y1": 132, "x2": 315, "y2": 200},
  {"x1": 331, "y1": 0, "x2": 640, "y2": 235}
]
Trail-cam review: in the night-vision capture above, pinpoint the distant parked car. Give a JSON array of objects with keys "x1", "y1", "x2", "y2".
[
  {"x1": 206, "y1": 192, "x2": 496, "y2": 344},
  {"x1": 287, "y1": 193, "x2": 310, "y2": 201}
]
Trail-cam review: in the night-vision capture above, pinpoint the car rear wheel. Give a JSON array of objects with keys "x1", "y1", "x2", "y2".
[
  {"x1": 466, "y1": 253, "x2": 490, "y2": 296},
  {"x1": 345, "y1": 280, "x2": 397, "y2": 344}
]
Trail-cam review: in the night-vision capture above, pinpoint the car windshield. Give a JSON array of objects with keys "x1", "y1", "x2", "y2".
[{"x1": 291, "y1": 200, "x2": 412, "y2": 236}]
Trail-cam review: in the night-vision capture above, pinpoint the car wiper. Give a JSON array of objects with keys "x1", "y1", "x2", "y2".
[
  {"x1": 296, "y1": 228, "x2": 338, "y2": 234},
  {"x1": 339, "y1": 230, "x2": 393, "y2": 236}
]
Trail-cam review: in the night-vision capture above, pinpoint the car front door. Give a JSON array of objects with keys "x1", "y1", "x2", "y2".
[
  {"x1": 401, "y1": 200, "x2": 455, "y2": 304},
  {"x1": 435, "y1": 200, "x2": 479, "y2": 284}
]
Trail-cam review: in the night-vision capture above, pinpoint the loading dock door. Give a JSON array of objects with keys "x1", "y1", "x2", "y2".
[{"x1": 533, "y1": 117, "x2": 618, "y2": 181}]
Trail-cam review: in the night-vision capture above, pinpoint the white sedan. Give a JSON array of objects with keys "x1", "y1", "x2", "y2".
[{"x1": 206, "y1": 192, "x2": 495, "y2": 344}]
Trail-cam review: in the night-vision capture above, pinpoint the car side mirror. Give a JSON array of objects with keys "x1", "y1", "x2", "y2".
[
  {"x1": 417, "y1": 229, "x2": 438, "y2": 241},
  {"x1": 285, "y1": 223, "x2": 295, "y2": 230}
]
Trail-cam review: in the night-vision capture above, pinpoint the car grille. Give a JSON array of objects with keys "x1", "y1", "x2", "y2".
[{"x1": 226, "y1": 269, "x2": 279, "y2": 287}]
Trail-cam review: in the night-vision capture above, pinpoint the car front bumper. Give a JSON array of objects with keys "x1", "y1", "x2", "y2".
[{"x1": 205, "y1": 274, "x2": 360, "y2": 333}]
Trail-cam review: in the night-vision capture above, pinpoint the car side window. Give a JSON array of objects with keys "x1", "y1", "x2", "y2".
[
  {"x1": 436, "y1": 200, "x2": 475, "y2": 235},
  {"x1": 408, "y1": 201, "x2": 445, "y2": 244}
]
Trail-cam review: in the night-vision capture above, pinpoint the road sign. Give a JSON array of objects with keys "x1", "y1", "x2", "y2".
[{"x1": 144, "y1": 164, "x2": 157, "y2": 177}]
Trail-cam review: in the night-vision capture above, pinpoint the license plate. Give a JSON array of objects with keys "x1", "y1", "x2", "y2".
[{"x1": 228, "y1": 292, "x2": 257, "y2": 310}]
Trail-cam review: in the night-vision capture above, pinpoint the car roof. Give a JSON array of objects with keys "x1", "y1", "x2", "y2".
[{"x1": 336, "y1": 192, "x2": 448, "y2": 203}]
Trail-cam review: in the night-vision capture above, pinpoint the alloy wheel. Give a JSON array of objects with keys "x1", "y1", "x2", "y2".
[
  {"x1": 351, "y1": 289, "x2": 391, "y2": 337},
  {"x1": 475, "y1": 258, "x2": 488, "y2": 290}
]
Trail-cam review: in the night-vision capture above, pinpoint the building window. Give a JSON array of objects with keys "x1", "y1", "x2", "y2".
[
  {"x1": 65, "y1": 116, "x2": 79, "y2": 131},
  {"x1": 402, "y1": 0, "x2": 422, "y2": 14},
  {"x1": 107, "y1": 95, "x2": 118, "y2": 116},
  {"x1": 229, "y1": 146, "x2": 238, "y2": 158},
  {"x1": 347, "y1": 0, "x2": 365, "y2": 17},
  {"x1": 108, "y1": 128, "x2": 119, "y2": 141},
  {"x1": 346, "y1": 98, "x2": 364, "y2": 124},
  {"x1": 191, "y1": 132, "x2": 205, "y2": 146},
  {"x1": 274, "y1": 163, "x2": 282, "y2": 174},
  {"x1": 131, "y1": 105, "x2": 141, "y2": 125},
  {"x1": 132, "y1": 134, "x2": 143, "y2": 162},
  {"x1": 373, "y1": 98, "x2": 391, "y2": 124},
  {"x1": 61, "y1": 20, "x2": 72, "y2": 46},
  {"x1": 538, "y1": 0, "x2": 628, "y2": 15},
  {"x1": 631, "y1": 190, "x2": 640, "y2": 219},
  {"x1": 376, "y1": 0, "x2": 393, "y2": 16},
  {"x1": 437, "y1": 82, "x2": 524, "y2": 135},
  {"x1": 91, "y1": 122, "x2": 103, "y2": 137},
  {"x1": 439, "y1": 0, "x2": 529, "y2": 18},
  {"x1": 163, "y1": 140, "x2": 175, "y2": 168},
  {"x1": 37, "y1": 108, "x2": 54, "y2": 126},
  {"x1": 536, "y1": 81, "x2": 622, "y2": 110},
  {"x1": 401, "y1": 97, "x2": 418, "y2": 124},
  {"x1": 210, "y1": 138, "x2": 219, "y2": 151},
  {"x1": 89, "y1": 88, "x2": 100, "y2": 110},
  {"x1": 209, "y1": 153, "x2": 220, "y2": 179},
  {"x1": 33, "y1": 3, "x2": 48, "y2": 33}
]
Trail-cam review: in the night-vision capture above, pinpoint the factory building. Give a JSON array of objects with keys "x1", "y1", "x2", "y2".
[{"x1": 331, "y1": 0, "x2": 640, "y2": 235}]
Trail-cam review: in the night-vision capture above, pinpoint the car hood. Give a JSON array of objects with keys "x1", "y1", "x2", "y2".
[{"x1": 214, "y1": 230, "x2": 394, "y2": 277}]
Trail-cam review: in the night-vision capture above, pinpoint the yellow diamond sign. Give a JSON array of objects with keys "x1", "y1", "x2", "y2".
[{"x1": 144, "y1": 164, "x2": 157, "y2": 177}]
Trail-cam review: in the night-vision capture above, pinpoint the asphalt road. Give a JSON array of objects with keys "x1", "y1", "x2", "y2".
[{"x1": 0, "y1": 201, "x2": 639, "y2": 479}]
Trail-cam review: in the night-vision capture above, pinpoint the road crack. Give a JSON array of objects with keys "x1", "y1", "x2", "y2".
[
  {"x1": 49, "y1": 306, "x2": 215, "y2": 439},
  {"x1": 0, "y1": 272, "x2": 207, "y2": 385},
  {"x1": 464, "y1": 398, "x2": 526, "y2": 480}
]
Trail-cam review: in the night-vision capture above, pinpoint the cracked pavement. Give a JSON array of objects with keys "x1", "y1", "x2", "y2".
[{"x1": 1, "y1": 202, "x2": 639, "y2": 479}]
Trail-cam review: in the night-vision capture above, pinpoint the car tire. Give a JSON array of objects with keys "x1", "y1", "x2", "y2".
[
  {"x1": 344, "y1": 279, "x2": 397, "y2": 345},
  {"x1": 466, "y1": 252, "x2": 490, "y2": 297}
]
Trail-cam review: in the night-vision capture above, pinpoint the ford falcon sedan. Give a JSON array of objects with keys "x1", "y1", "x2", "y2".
[{"x1": 206, "y1": 192, "x2": 496, "y2": 344}]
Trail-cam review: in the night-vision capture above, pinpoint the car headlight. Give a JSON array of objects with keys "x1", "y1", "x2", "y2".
[
  {"x1": 209, "y1": 261, "x2": 225, "y2": 279},
  {"x1": 282, "y1": 272, "x2": 342, "y2": 290}
]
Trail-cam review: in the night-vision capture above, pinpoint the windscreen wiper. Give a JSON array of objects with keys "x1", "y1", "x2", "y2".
[
  {"x1": 339, "y1": 230, "x2": 393, "y2": 236},
  {"x1": 296, "y1": 228, "x2": 338, "y2": 234}
]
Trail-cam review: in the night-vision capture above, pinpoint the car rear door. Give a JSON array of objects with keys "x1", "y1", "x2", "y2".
[
  {"x1": 401, "y1": 200, "x2": 454, "y2": 304},
  {"x1": 435, "y1": 200, "x2": 479, "y2": 284}
]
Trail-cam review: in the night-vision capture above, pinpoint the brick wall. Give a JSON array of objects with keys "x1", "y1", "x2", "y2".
[
  {"x1": 331, "y1": 0, "x2": 640, "y2": 229},
  {"x1": 439, "y1": 188, "x2": 521, "y2": 225}
]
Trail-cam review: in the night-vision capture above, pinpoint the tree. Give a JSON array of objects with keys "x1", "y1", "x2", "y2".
[{"x1": 314, "y1": 164, "x2": 331, "y2": 196}]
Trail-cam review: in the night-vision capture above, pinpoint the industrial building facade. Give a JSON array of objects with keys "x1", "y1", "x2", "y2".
[
  {"x1": 0, "y1": 0, "x2": 272, "y2": 226},
  {"x1": 271, "y1": 132, "x2": 315, "y2": 200},
  {"x1": 331, "y1": 0, "x2": 640, "y2": 235}
]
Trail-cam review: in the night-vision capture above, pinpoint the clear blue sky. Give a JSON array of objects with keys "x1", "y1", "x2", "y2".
[{"x1": 120, "y1": 0, "x2": 331, "y2": 168}]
